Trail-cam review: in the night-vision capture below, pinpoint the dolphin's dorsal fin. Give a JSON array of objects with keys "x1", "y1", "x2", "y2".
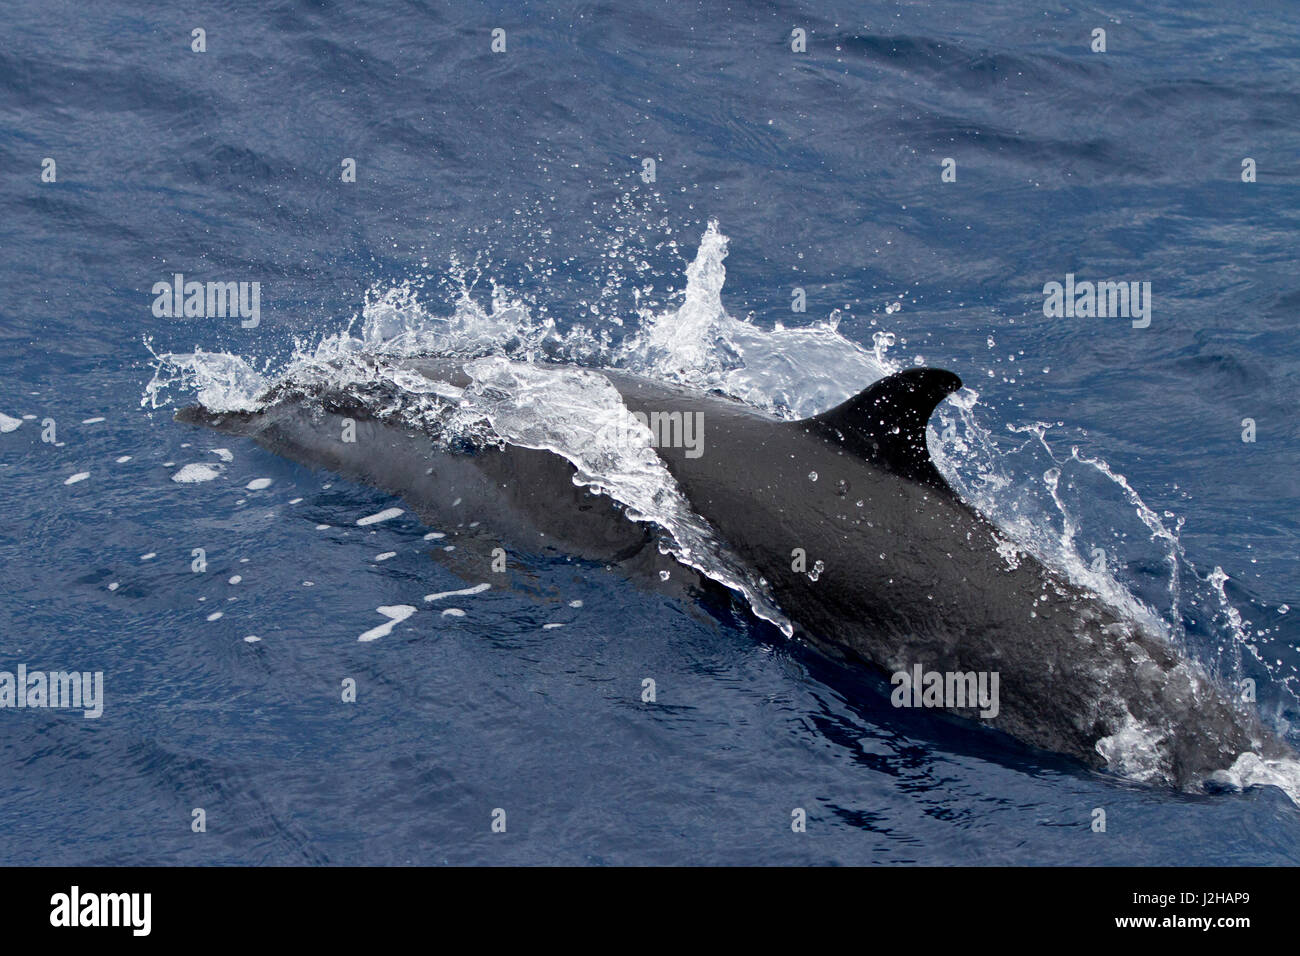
[{"x1": 801, "y1": 367, "x2": 962, "y2": 488}]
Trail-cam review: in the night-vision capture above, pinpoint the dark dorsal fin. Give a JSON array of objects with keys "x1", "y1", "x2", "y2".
[{"x1": 800, "y1": 367, "x2": 962, "y2": 489}]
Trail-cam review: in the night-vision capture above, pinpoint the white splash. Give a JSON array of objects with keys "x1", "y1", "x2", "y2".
[
  {"x1": 358, "y1": 507, "x2": 404, "y2": 526},
  {"x1": 172, "y1": 463, "x2": 223, "y2": 483},
  {"x1": 358, "y1": 605, "x2": 417, "y2": 643},
  {"x1": 424, "y1": 583, "x2": 490, "y2": 602}
]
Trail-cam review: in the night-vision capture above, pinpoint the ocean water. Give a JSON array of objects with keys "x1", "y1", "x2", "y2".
[{"x1": 1, "y1": 0, "x2": 1299, "y2": 865}]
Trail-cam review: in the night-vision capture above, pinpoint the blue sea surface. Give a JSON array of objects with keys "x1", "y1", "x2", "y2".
[{"x1": 1, "y1": 0, "x2": 1299, "y2": 864}]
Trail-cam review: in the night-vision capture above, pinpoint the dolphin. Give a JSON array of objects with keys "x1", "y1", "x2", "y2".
[{"x1": 175, "y1": 356, "x2": 1293, "y2": 790}]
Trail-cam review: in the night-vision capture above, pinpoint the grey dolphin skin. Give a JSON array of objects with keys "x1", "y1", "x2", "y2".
[{"x1": 176, "y1": 358, "x2": 1292, "y2": 790}]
